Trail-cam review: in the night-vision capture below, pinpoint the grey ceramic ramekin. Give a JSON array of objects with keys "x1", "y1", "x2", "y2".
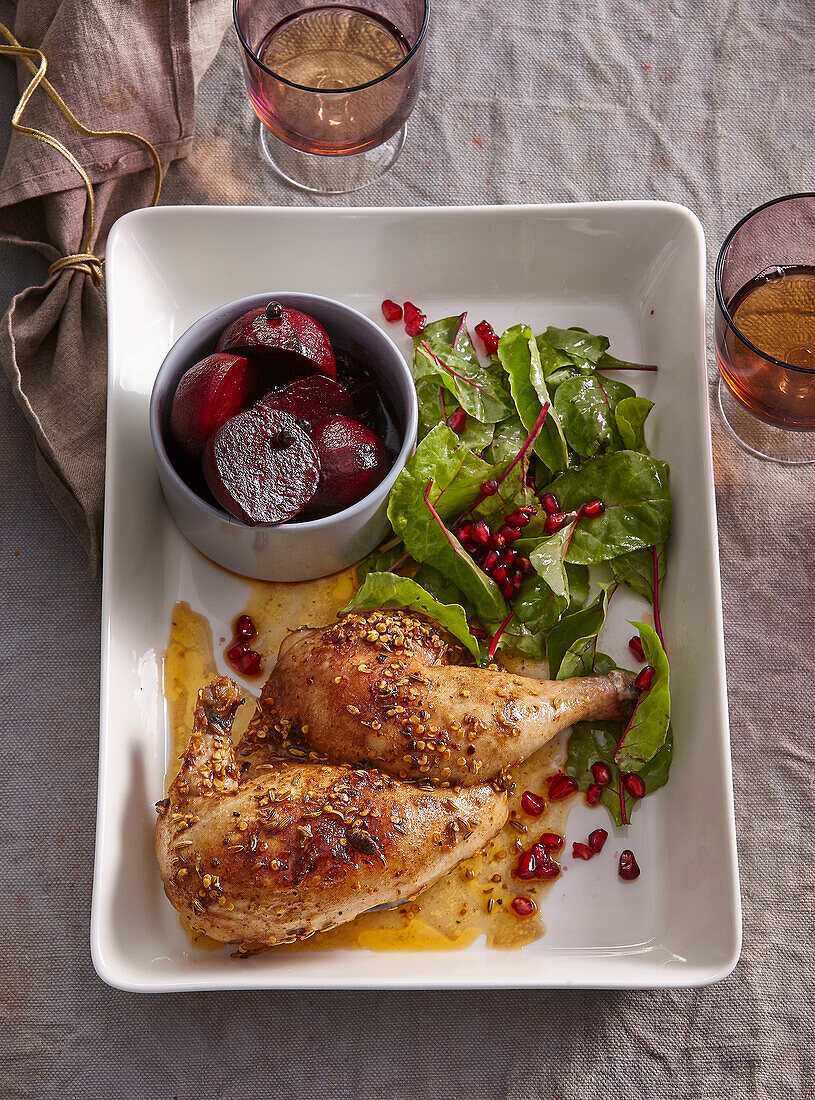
[{"x1": 149, "y1": 292, "x2": 417, "y2": 581}]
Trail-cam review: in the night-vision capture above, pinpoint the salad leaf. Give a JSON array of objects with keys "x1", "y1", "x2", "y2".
[
  {"x1": 614, "y1": 621, "x2": 671, "y2": 771},
  {"x1": 565, "y1": 720, "x2": 672, "y2": 826},
  {"x1": 387, "y1": 425, "x2": 507, "y2": 621},
  {"x1": 412, "y1": 562, "x2": 466, "y2": 605},
  {"x1": 553, "y1": 374, "x2": 636, "y2": 458},
  {"x1": 535, "y1": 332, "x2": 574, "y2": 380},
  {"x1": 356, "y1": 537, "x2": 405, "y2": 582},
  {"x1": 615, "y1": 396, "x2": 653, "y2": 453},
  {"x1": 414, "y1": 314, "x2": 512, "y2": 424},
  {"x1": 609, "y1": 543, "x2": 666, "y2": 603},
  {"x1": 529, "y1": 522, "x2": 574, "y2": 600},
  {"x1": 543, "y1": 451, "x2": 671, "y2": 564},
  {"x1": 482, "y1": 413, "x2": 527, "y2": 465},
  {"x1": 545, "y1": 326, "x2": 609, "y2": 365},
  {"x1": 497, "y1": 325, "x2": 569, "y2": 474},
  {"x1": 511, "y1": 573, "x2": 568, "y2": 635},
  {"x1": 545, "y1": 585, "x2": 612, "y2": 679},
  {"x1": 566, "y1": 563, "x2": 590, "y2": 608},
  {"x1": 344, "y1": 573, "x2": 482, "y2": 663},
  {"x1": 414, "y1": 378, "x2": 496, "y2": 450}
]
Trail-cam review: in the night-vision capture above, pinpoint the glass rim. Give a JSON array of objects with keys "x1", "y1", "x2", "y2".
[
  {"x1": 233, "y1": 0, "x2": 431, "y2": 94},
  {"x1": 715, "y1": 191, "x2": 815, "y2": 377}
]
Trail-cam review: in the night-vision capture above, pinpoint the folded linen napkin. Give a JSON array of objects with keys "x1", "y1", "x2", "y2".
[{"x1": 0, "y1": 0, "x2": 230, "y2": 568}]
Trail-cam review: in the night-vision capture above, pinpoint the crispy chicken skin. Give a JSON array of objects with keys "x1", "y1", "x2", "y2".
[
  {"x1": 156, "y1": 677, "x2": 507, "y2": 945},
  {"x1": 253, "y1": 610, "x2": 639, "y2": 787}
]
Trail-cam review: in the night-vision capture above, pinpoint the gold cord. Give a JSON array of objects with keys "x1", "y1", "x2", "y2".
[{"x1": 0, "y1": 23, "x2": 163, "y2": 287}]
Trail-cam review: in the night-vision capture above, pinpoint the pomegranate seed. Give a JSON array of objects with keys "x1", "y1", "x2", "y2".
[
  {"x1": 457, "y1": 523, "x2": 473, "y2": 546},
  {"x1": 540, "y1": 833, "x2": 564, "y2": 852},
  {"x1": 521, "y1": 791, "x2": 545, "y2": 816},
  {"x1": 591, "y1": 761, "x2": 612, "y2": 786},
  {"x1": 492, "y1": 565, "x2": 508, "y2": 584},
  {"x1": 474, "y1": 320, "x2": 500, "y2": 355},
  {"x1": 514, "y1": 851, "x2": 538, "y2": 879},
  {"x1": 447, "y1": 407, "x2": 467, "y2": 435},
  {"x1": 517, "y1": 505, "x2": 536, "y2": 517},
  {"x1": 542, "y1": 493, "x2": 560, "y2": 515},
  {"x1": 619, "y1": 850, "x2": 641, "y2": 880},
  {"x1": 502, "y1": 548, "x2": 517, "y2": 567},
  {"x1": 544, "y1": 512, "x2": 568, "y2": 533},
  {"x1": 381, "y1": 299, "x2": 402, "y2": 323},
  {"x1": 235, "y1": 614, "x2": 256, "y2": 641},
  {"x1": 471, "y1": 521, "x2": 491, "y2": 546},
  {"x1": 502, "y1": 579, "x2": 515, "y2": 599},
  {"x1": 583, "y1": 499, "x2": 605, "y2": 518},
  {"x1": 588, "y1": 828, "x2": 608, "y2": 852},
  {"x1": 517, "y1": 556, "x2": 533, "y2": 574},
  {"x1": 403, "y1": 300, "x2": 422, "y2": 323},
  {"x1": 547, "y1": 773, "x2": 578, "y2": 800},
  {"x1": 490, "y1": 532, "x2": 507, "y2": 551},
  {"x1": 239, "y1": 650, "x2": 263, "y2": 677},
  {"x1": 572, "y1": 842, "x2": 594, "y2": 860},
  {"x1": 635, "y1": 665, "x2": 655, "y2": 691},
  {"x1": 623, "y1": 773, "x2": 646, "y2": 799},
  {"x1": 506, "y1": 510, "x2": 530, "y2": 528},
  {"x1": 480, "y1": 479, "x2": 498, "y2": 496},
  {"x1": 586, "y1": 783, "x2": 602, "y2": 805},
  {"x1": 511, "y1": 896, "x2": 537, "y2": 917},
  {"x1": 535, "y1": 856, "x2": 561, "y2": 879},
  {"x1": 498, "y1": 524, "x2": 522, "y2": 542},
  {"x1": 628, "y1": 635, "x2": 645, "y2": 662},
  {"x1": 511, "y1": 569, "x2": 524, "y2": 591},
  {"x1": 403, "y1": 301, "x2": 426, "y2": 336},
  {"x1": 227, "y1": 641, "x2": 250, "y2": 663},
  {"x1": 483, "y1": 550, "x2": 500, "y2": 573}
]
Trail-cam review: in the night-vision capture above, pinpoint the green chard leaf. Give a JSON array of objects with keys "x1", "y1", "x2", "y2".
[
  {"x1": 535, "y1": 333, "x2": 574, "y2": 380},
  {"x1": 545, "y1": 584, "x2": 612, "y2": 679},
  {"x1": 411, "y1": 562, "x2": 467, "y2": 606},
  {"x1": 387, "y1": 425, "x2": 507, "y2": 622},
  {"x1": 344, "y1": 573, "x2": 482, "y2": 663},
  {"x1": 609, "y1": 543, "x2": 666, "y2": 603},
  {"x1": 614, "y1": 396, "x2": 653, "y2": 453},
  {"x1": 414, "y1": 378, "x2": 495, "y2": 450},
  {"x1": 356, "y1": 538, "x2": 406, "y2": 583},
  {"x1": 497, "y1": 324, "x2": 569, "y2": 475},
  {"x1": 553, "y1": 374, "x2": 636, "y2": 459},
  {"x1": 482, "y1": 413, "x2": 527, "y2": 465},
  {"x1": 529, "y1": 522, "x2": 574, "y2": 600},
  {"x1": 565, "y1": 721, "x2": 673, "y2": 826},
  {"x1": 614, "y1": 622, "x2": 671, "y2": 771},
  {"x1": 543, "y1": 451, "x2": 672, "y2": 564},
  {"x1": 545, "y1": 325, "x2": 609, "y2": 364},
  {"x1": 414, "y1": 314, "x2": 511, "y2": 424}
]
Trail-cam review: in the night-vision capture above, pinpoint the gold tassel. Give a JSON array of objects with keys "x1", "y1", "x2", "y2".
[{"x1": 0, "y1": 22, "x2": 163, "y2": 287}]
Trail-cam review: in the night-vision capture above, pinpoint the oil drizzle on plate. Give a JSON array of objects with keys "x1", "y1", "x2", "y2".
[{"x1": 163, "y1": 571, "x2": 577, "y2": 954}]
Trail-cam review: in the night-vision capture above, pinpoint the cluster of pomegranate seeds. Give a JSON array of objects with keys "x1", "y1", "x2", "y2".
[
  {"x1": 511, "y1": 896, "x2": 537, "y2": 917},
  {"x1": 380, "y1": 299, "x2": 403, "y2": 323},
  {"x1": 474, "y1": 319, "x2": 500, "y2": 355},
  {"x1": 225, "y1": 613, "x2": 263, "y2": 678},
  {"x1": 635, "y1": 665, "x2": 655, "y2": 691},
  {"x1": 628, "y1": 634, "x2": 645, "y2": 662},
  {"x1": 619, "y1": 850, "x2": 641, "y2": 880},
  {"x1": 447, "y1": 407, "x2": 467, "y2": 435},
  {"x1": 542, "y1": 492, "x2": 605, "y2": 534},
  {"x1": 520, "y1": 790, "x2": 546, "y2": 816},
  {"x1": 623, "y1": 773, "x2": 646, "y2": 799},
  {"x1": 513, "y1": 833, "x2": 562, "y2": 881},
  {"x1": 547, "y1": 772, "x2": 578, "y2": 800},
  {"x1": 403, "y1": 301, "x2": 426, "y2": 337},
  {"x1": 457, "y1": 507, "x2": 535, "y2": 599},
  {"x1": 571, "y1": 828, "x2": 609, "y2": 862}
]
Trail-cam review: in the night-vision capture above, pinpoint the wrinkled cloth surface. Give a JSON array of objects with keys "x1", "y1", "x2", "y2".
[{"x1": 2, "y1": 0, "x2": 815, "y2": 1097}]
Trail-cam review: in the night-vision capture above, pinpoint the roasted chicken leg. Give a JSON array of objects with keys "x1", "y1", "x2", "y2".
[
  {"x1": 252, "y1": 609, "x2": 639, "y2": 787},
  {"x1": 156, "y1": 677, "x2": 507, "y2": 945}
]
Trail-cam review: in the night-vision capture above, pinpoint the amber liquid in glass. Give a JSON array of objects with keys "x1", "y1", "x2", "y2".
[
  {"x1": 717, "y1": 265, "x2": 815, "y2": 430},
  {"x1": 252, "y1": 5, "x2": 410, "y2": 154}
]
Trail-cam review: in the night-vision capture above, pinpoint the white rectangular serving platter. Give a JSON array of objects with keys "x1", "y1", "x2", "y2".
[{"x1": 93, "y1": 202, "x2": 741, "y2": 992}]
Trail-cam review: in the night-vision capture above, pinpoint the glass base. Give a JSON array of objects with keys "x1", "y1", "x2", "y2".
[
  {"x1": 717, "y1": 376, "x2": 815, "y2": 464},
  {"x1": 259, "y1": 123, "x2": 405, "y2": 194}
]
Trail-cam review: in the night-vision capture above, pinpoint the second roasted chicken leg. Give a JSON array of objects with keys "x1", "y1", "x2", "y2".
[{"x1": 250, "y1": 609, "x2": 639, "y2": 786}]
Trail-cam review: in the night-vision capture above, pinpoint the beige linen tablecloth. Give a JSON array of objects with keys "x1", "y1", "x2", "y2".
[{"x1": 1, "y1": 1, "x2": 814, "y2": 1097}]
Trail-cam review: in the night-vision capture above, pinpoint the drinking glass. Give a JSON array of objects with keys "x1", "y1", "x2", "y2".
[
  {"x1": 715, "y1": 193, "x2": 815, "y2": 464},
  {"x1": 233, "y1": 0, "x2": 429, "y2": 193}
]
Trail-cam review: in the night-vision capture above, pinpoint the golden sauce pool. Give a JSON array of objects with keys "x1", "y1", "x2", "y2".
[{"x1": 163, "y1": 572, "x2": 578, "y2": 953}]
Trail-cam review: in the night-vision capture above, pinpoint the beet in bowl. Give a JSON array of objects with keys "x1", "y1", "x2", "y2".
[{"x1": 149, "y1": 293, "x2": 417, "y2": 581}]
